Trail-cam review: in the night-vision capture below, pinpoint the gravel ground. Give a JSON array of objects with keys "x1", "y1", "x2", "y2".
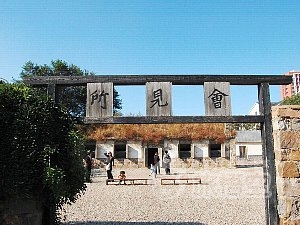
[{"x1": 61, "y1": 166, "x2": 266, "y2": 225}]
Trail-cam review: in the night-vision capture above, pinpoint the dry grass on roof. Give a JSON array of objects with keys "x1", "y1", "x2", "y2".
[{"x1": 87, "y1": 123, "x2": 236, "y2": 143}]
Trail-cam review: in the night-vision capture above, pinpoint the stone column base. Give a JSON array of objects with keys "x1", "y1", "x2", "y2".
[{"x1": 280, "y1": 218, "x2": 300, "y2": 225}]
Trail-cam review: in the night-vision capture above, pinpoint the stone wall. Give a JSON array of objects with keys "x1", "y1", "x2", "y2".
[
  {"x1": 236, "y1": 155, "x2": 263, "y2": 166},
  {"x1": 0, "y1": 197, "x2": 43, "y2": 225},
  {"x1": 272, "y1": 105, "x2": 300, "y2": 225}
]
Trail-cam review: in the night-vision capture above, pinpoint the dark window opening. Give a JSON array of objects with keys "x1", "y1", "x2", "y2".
[
  {"x1": 114, "y1": 142, "x2": 126, "y2": 159},
  {"x1": 239, "y1": 146, "x2": 247, "y2": 158},
  {"x1": 209, "y1": 143, "x2": 221, "y2": 158},
  {"x1": 179, "y1": 143, "x2": 191, "y2": 158},
  {"x1": 86, "y1": 141, "x2": 96, "y2": 158}
]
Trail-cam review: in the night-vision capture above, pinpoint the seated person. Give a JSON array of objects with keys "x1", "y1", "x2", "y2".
[{"x1": 118, "y1": 170, "x2": 126, "y2": 185}]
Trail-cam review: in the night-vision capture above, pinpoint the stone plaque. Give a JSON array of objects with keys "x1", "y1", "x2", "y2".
[
  {"x1": 204, "y1": 82, "x2": 231, "y2": 116},
  {"x1": 146, "y1": 82, "x2": 172, "y2": 116},
  {"x1": 86, "y1": 83, "x2": 113, "y2": 117}
]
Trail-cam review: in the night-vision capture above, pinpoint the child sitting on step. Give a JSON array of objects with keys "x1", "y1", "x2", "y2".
[{"x1": 118, "y1": 170, "x2": 126, "y2": 185}]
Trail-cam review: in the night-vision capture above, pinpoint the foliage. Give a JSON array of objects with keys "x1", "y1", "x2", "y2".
[
  {"x1": 0, "y1": 83, "x2": 86, "y2": 224},
  {"x1": 88, "y1": 123, "x2": 236, "y2": 144},
  {"x1": 113, "y1": 88, "x2": 122, "y2": 115},
  {"x1": 226, "y1": 123, "x2": 261, "y2": 131},
  {"x1": 20, "y1": 60, "x2": 122, "y2": 116},
  {"x1": 280, "y1": 93, "x2": 300, "y2": 105}
]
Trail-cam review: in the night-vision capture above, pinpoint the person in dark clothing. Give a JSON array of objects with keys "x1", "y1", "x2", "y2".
[
  {"x1": 104, "y1": 151, "x2": 114, "y2": 181},
  {"x1": 153, "y1": 152, "x2": 160, "y2": 174},
  {"x1": 163, "y1": 150, "x2": 171, "y2": 175},
  {"x1": 85, "y1": 151, "x2": 92, "y2": 182}
]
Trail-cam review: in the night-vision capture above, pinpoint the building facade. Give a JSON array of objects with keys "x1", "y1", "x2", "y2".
[
  {"x1": 93, "y1": 139, "x2": 233, "y2": 169},
  {"x1": 249, "y1": 102, "x2": 260, "y2": 115},
  {"x1": 235, "y1": 130, "x2": 262, "y2": 166},
  {"x1": 280, "y1": 71, "x2": 300, "y2": 100}
]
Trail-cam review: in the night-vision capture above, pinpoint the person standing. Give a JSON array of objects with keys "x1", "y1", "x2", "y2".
[
  {"x1": 104, "y1": 151, "x2": 114, "y2": 181},
  {"x1": 163, "y1": 150, "x2": 171, "y2": 175},
  {"x1": 149, "y1": 163, "x2": 157, "y2": 178},
  {"x1": 153, "y1": 152, "x2": 160, "y2": 174},
  {"x1": 85, "y1": 151, "x2": 92, "y2": 182}
]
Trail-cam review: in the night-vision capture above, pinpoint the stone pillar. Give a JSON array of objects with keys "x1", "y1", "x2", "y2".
[
  {"x1": 142, "y1": 147, "x2": 146, "y2": 167},
  {"x1": 221, "y1": 143, "x2": 226, "y2": 157},
  {"x1": 158, "y1": 147, "x2": 163, "y2": 168},
  {"x1": 229, "y1": 139, "x2": 236, "y2": 168},
  {"x1": 191, "y1": 143, "x2": 195, "y2": 159},
  {"x1": 126, "y1": 144, "x2": 129, "y2": 159},
  {"x1": 272, "y1": 105, "x2": 300, "y2": 225}
]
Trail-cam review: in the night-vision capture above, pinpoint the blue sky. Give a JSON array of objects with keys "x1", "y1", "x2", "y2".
[{"x1": 1, "y1": 1, "x2": 299, "y2": 115}]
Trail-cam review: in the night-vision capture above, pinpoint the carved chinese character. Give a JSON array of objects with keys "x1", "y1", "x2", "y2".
[
  {"x1": 86, "y1": 83, "x2": 113, "y2": 117},
  {"x1": 208, "y1": 89, "x2": 228, "y2": 109},
  {"x1": 90, "y1": 90, "x2": 109, "y2": 109},
  {"x1": 204, "y1": 82, "x2": 231, "y2": 116},
  {"x1": 146, "y1": 82, "x2": 172, "y2": 116},
  {"x1": 150, "y1": 89, "x2": 168, "y2": 108}
]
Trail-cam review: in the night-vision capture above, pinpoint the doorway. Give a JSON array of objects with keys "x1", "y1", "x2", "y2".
[{"x1": 147, "y1": 148, "x2": 158, "y2": 167}]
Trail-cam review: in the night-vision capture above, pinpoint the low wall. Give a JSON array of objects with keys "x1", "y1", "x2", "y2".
[
  {"x1": 0, "y1": 197, "x2": 43, "y2": 225},
  {"x1": 93, "y1": 157, "x2": 231, "y2": 169},
  {"x1": 272, "y1": 105, "x2": 300, "y2": 224},
  {"x1": 236, "y1": 155, "x2": 263, "y2": 166}
]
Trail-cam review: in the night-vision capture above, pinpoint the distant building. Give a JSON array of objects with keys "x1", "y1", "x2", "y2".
[
  {"x1": 88, "y1": 124, "x2": 234, "y2": 168},
  {"x1": 94, "y1": 139, "x2": 231, "y2": 169},
  {"x1": 280, "y1": 71, "x2": 300, "y2": 100},
  {"x1": 248, "y1": 102, "x2": 280, "y2": 116},
  {"x1": 235, "y1": 130, "x2": 262, "y2": 165},
  {"x1": 249, "y1": 102, "x2": 260, "y2": 115}
]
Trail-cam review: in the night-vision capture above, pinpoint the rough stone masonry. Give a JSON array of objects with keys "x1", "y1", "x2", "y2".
[{"x1": 273, "y1": 105, "x2": 300, "y2": 225}]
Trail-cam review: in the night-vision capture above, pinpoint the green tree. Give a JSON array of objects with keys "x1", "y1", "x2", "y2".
[
  {"x1": 280, "y1": 93, "x2": 300, "y2": 105},
  {"x1": 20, "y1": 60, "x2": 122, "y2": 116},
  {"x1": 0, "y1": 83, "x2": 86, "y2": 225}
]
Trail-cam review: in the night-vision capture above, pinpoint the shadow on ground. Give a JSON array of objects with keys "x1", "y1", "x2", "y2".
[
  {"x1": 236, "y1": 164, "x2": 263, "y2": 168},
  {"x1": 173, "y1": 172, "x2": 197, "y2": 175},
  {"x1": 64, "y1": 221, "x2": 206, "y2": 225}
]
